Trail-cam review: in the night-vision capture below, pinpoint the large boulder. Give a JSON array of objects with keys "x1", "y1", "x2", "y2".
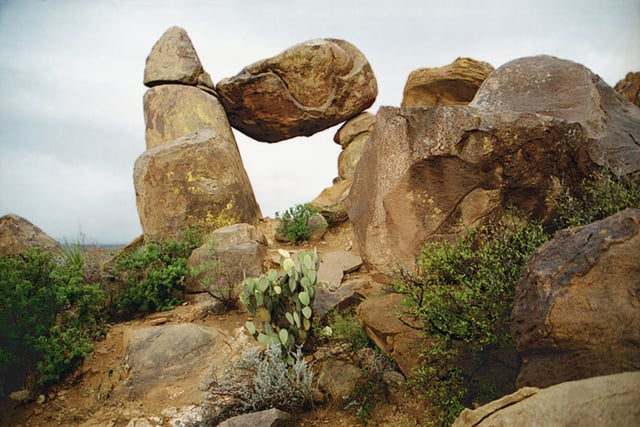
[
  {"x1": 335, "y1": 112, "x2": 375, "y2": 181},
  {"x1": 615, "y1": 71, "x2": 640, "y2": 107},
  {"x1": 143, "y1": 85, "x2": 232, "y2": 149},
  {"x1": 0, "y1": 214, "x2": 59, "y2": 256},
  {"x1": 357, "y1": 293, "x2": 424, "y2": 376},
  {"x1": 452, "y1": 371, "x2": 640, "y2": 427},
  {"x1": 310, "y1": 179, "x2": 352, "y2": 225},
  {"x1": 402, "y1": 57, "x2": 494, "y2": 107},
  {"x1": 186, "y1": 223, "x2": 268, "y2": 295},
  {"x1": 143, "y1": 26, "x2": 213, "y2": 90},
  {"x1": 511, "y1": 208, "x2": 640, "y2": 388},
  {"x1": 471, "y1": 55, "x2": 640, "y2": 175},
  {"x1": 347, "y1": 106, "x2": 587, "y2": 273},
  {"x1": 134, "y1": 129, "x2": 261, "y2": 241},
  {"x1": 216, "y1": 38, "x2": 377, "y2": 142}
]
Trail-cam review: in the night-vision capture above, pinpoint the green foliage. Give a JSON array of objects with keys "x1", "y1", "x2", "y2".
[
  {"x1": 0, "y1": 246, "x2": 105, "y2": 396},
  {"x1": 275, "y1": 203, "x2": 320, "y2": 244},
  {"x1": 555, "y1": 170, "x2": 640, "y2": 229},
  {"x1": 327, "y1": 310, "x2": 370, "y2": 351},
  {"x1": 352, "y1": 348, "x2": 395, "y2": 426},
  {"x1": 200, "y1": 345, "x2": 313, "y2": 426},
  {"x1": 114, "y1": 228, "x2": 202, "y2": 315},
  {"x1": 240, "y1": 249, "x2": 318, "y2": 355},
  {"x1": 187, "y1": 238, "x2": 233, "y2": 308},
  {"x1": 395, "y1": 215, "x2": 548, "y2": 426}
]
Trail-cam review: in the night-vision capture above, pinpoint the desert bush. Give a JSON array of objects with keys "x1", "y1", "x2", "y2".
[
  {"x1": 326, "y1": 310, "x2": 370, "y2": 351},
  {"x1": 275, "y1": 203, "x2": 321, "y2": 243},
  {"x1": 0, "y1": 246, "x2": 105, "y2": 396},
  {"x1": 113, "y1": 227, "x2": 202, "y2": 315},
  {"x1": 199, "y1": 345, "x2": 313, "y2": 426},
  {"x1": 555, "y1": 169, "x2": 640, "y2": 229},
  {"x1": 240, "y1": 249, "x2": 318, "y2": 355},
  {"x1": 395, "y1": 215, "x2": 548, "y2": 426}
]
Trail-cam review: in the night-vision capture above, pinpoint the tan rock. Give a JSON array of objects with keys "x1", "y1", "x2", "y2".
[
  {"x1": 511, "y1": 208, "x2": 640, "y2": 388},
  {"x1": 310, "y1": 179, "x2": 352, "y2": 225},
  {"x1": 216, "y1": 38, "x2": 377, "y2": 142},
  {"x1": 143, "y1": 26, "x2": 208, "y2": 88},
  {"x1": 452, "y1": 371, "x2": 640, "y2": 427},
  {"x1": 0, "y1": 214, "x2": 59, "y2": 256},
  {"x1": 143, "y1": 84, "x2": 231, "y2": 149},
  {"x1": 338, "y1": 134, "x2": 368, "y2": 180},
  {"x1": 614, "y1": 71, "x2": 640, "y2": 107},
  {"x1": 333, "y1": 112, "x2": 375, "y2": 147},
  {"x1": 318, "y1": 359, "x2": 363, "y2": 402},
  {"x1": 357, "y1": 293, "x2": 425, "y2": 376},
  {"x1": 402, "y1": 57, "x2": 494, "y2": 107},
  {"x1": 134, "y1": 129, "x2": 261, "y2": 241}
]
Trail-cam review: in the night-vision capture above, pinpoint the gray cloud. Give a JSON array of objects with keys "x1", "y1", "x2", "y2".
[{"x1": 0, "y1": 0, "x2": 638, "y2": 244}]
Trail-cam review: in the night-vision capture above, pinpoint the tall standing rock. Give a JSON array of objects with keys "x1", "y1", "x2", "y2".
[
  {"x1": 510, "y1": 208, "x2": 640, "y2": 389},
  {"x1": 134, "y1": 129, "x2": 261, "y2": 241},
  {"x1": 143, "y1": 26, "x2": 213, "y2": 90},
  {"x1": 216, "y1": 38, "x2": 377, "y2": 142},
  {"x1": 402, "y1": 57, "x2": 494, "y2": 107},
  {"x1": 471, "y1": 55, "x2": 640, "y2": 176},
  {"x1": 143, "y1": 84, "x2": 231, "y2": 149}
]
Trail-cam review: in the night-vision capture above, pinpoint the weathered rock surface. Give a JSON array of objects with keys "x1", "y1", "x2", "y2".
[
  {"x1": 452, "y1": 371, "x2": 640, "y2": 427},
  {"x1": 123, "y1": 323, "x2": 223, "y2": 403},
  {"x1": 317, "y1": 250, "x2": 363, "y2": 287},
  {"x1": 615, "y1": 71, "x2": 640, "y2": 107},
  {"x1": 334, "y1": 112, "x2": 375, "y2": 180},
  {"x1": 134, "y1": 129, "x2": 261, "y2": 241},
  {"x1": 218, "y1": 408, "x2": 292, "y2": 427},
  {"x1": 402, "y1": 57, "x2": 494, "y2": 107},
  {"x1": 357, "y1": 293, "x2": 424, "y2": 376},
  {"x1": 318, "y1": 359, "x2": 363, "y2": 402},
  {"x1": 310, "y1": 179, "x2": 352, "y2": 225},
  {"x1": 471, "y1": 55, "x2": 640, "y2": 175},
  {"x1": 143, "y1": 85, "x2": 231, "y2": 149},
  {"x1": 0, "y1": 213, "x2": 59, "y2": 256},
  {"x1": 347, "y1": 106, "x2": 586, "y2": 272},
  {"x1": 216, "y1": 38, "x2": 377, "y2": 142},
  {"x1": 143, "y1": 26, "x2": 211, "y2": 89},
  {"x1": 186, "y1": 223, "x2": 267, "y2": 294},
  {"x1": 511, "y1": 208, "x2": 640, "y2": 388},
  {"x1": 313, "y1": 278, "x2": 366, "y2": 319},
  {"x1": 307, "y1": 213, "x2": 329, "y2": 242}
]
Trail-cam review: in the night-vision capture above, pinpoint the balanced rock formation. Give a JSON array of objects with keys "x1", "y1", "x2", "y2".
[
  {"x1": 615, "y1": 71, "x2": 640, "y2": 107},
  {"x1": 134, "y1": 129, "x2": 261, "y2": 241},
  {"x1": 348, "y1": 55, "x2": 640, "y2": 273},
  {"x1": 402, "y1": 57, "x2": 494, "y2": 107},
  {"x1": 143, "y1": 26, "x2": 214, "y2": 91},
  {"x1": 217, "y1": 38, "x2": 377, "y2": 142},
  {"x1": 511, "y1": 208, "x2": 640, "y2": 388},
  {"x1": 471, "y1": 55, "x2": 640, "y2": 175},
  {"x1": 186, "y1": 223, "x2": 267, "y2": 294},
  {"x1": 335, "y1": 112, "x2": 375, "y2": 181},
  {"x1": 143, "y1": 84, "x2": 231, "y2": 149},
  {"x1": 0, "y1": 214, "x2": 59, "y2": 256},
  {"x1": 452, "y1": 371, "x2": 640, "y2": 427}
]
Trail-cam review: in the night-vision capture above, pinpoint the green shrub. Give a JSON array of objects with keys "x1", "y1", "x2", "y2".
[
  {"x1": 240, "y1": 249, "x2": 318, "y2": 356},
  {"x1": 199, "y1": 345, "x2": 313, "y2": 426},
  {"x1": 395, "y1": 215, "x2": 548, "y2": 426},
  {"x1": 327, "y1": 310, "x2": 370, "y2": 351},
  {"x1": 555, "y1": 170, "x2": 640, "y2": 229},
  {"x1": 0, "y1": 246, "x2": 105, "y2": 396},
  {"x1": 275, "y1": 203, "x2": 320, "y2": 244},
  {"x1": 113, "y1": 228, "x2": 202, "y2": 315}
]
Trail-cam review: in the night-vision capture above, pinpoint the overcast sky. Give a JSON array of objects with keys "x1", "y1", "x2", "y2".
[{"x1": 0, "y1": 0, "x2": 638, "y2": 244}]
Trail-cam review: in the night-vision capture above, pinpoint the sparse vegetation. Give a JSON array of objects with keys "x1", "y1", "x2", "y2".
[
  {"x1": 199, "y1": 345, "x2": 313, "y2": 426},
  {"x1": 276, "y1": 203, "x2": 321, "y2": 243},
  {"x1": 327, "y1": 310, "x2": 370, "y2": 351}
]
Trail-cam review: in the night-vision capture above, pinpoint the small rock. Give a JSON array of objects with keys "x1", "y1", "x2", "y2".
[
  {"x1": 36, "y1": 394, "x2": 46, "y2": 404},
  {"x1": 307, "y1": 214, "x2": 328, "y2": 242}
]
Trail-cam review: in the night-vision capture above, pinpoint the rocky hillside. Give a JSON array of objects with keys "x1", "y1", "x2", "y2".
[{"x1": 1, "y1": 25, "x2": 639, "y2": 426}]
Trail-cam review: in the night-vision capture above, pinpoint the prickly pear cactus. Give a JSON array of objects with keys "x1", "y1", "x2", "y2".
[{"x1": 240, "y1": 248, "x2": 319, "y2": 352}]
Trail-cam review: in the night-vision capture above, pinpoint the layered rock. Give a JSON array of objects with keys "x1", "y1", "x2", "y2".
[
  {"x1": 615, "y1": 71, "x2": 640, "y2": 107},
  {"x1": 134, "y1": 129, "x2": 261, "y2": 241},
  {"x1": 143, "y1": 85, "x2": 231, "y2": 149},
  {"x1": 402, "y1": 57, "x2": 494, "y2": 107},
  {"x1": 452, "y1": 371, "x2": 640, "y2": 427},
  {"x1": 216, "y1": 38, "x2": 377, "y2": 142},
  {"x1": 471, "y1": 55, "x2": 640, "y2": 175},
  {"x1": 348, "y1": 55, "x2": 640, "y2": 273},
  {"x1": 347, "y1": 106, "x2": 587, "y2": 272},
  {"x1": 0, "y1": 214, "x2": 59, "y2": 256},
  {"x1": 511, "y1": 208, "x2": 640, "y2": 388},
  {"x1": 143, "y1": 26, "x2": 213, "y2": 90},
  {"x1": 186, "y1": 223, "x2": 268, "y2": 294}
]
